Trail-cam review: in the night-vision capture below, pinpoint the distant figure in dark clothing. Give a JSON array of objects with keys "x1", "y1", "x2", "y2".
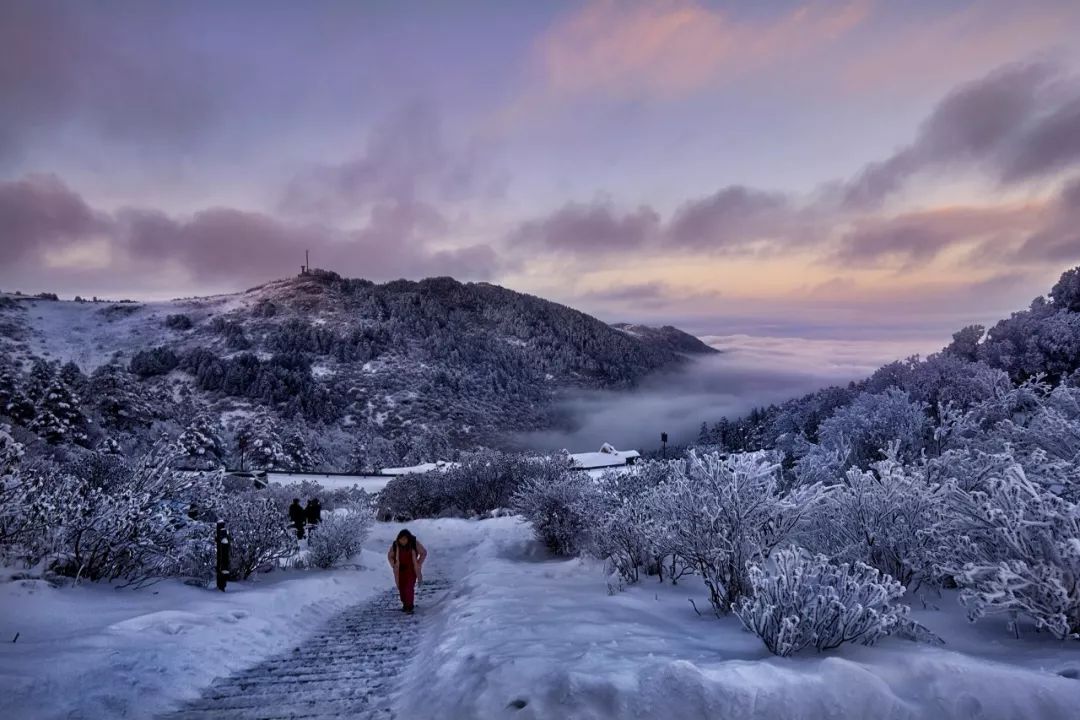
[
  {"x1": 288, "y1": 498, "x2": 306, "y2": 539},
  {"x1": 305, "y1": 498, "x2": 322, "y2": 526}
]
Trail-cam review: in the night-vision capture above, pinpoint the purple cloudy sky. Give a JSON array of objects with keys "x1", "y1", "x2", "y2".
[{"x1": 2, "y1": 0, "x2": 1080, "y2": 340}]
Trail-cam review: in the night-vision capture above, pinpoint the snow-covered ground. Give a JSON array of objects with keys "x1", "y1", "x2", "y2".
[
  {"x1": 4, "y1": 517, "x2": 1080, "y2": 720},
  {"x1": 266, "y1": 471, "x2": 392, "y2": 494},
  {"x1": 0, "y1": 519, "x2": 485, "y2": 720},
  {"x1": 402, "y1": 519, "x2": 1080, "y2": 720}
]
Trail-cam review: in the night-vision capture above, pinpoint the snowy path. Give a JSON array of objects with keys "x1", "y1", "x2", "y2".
[{"x1": 159, "y1": 578, "x2": 451, "y2": 720}]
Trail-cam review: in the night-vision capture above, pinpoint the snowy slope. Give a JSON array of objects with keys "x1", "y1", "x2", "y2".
[
  {"x1": 4, "y1": 517, "x2": 1080, "y2": 719},
  {"x1": 398, "y1": 519, "x2": 1080, "y2": 720}
]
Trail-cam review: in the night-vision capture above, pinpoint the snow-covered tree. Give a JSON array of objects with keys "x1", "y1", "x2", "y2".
[
  {"x1": 28, "y1": 375, "x2": 89, "y2": 446},
  {"x1": 233, "y1": 414, "x2": 288, "y2": 470},
  {"x1": 177, "y1": 414, "x2": 226, "y2": 470},
  {"x1": 1050, "y1": 266, "x2": 1080, "y2": 312},
  {"x1": 0, "y1": 423, "x2": 21, "y2": 480},
  {"x1": 282, "y1": 429, "x2": 318, "y2": 472},
  {"x1": 87, "y1": 364, "x2": 156, "y2": 432},
  {"x1": 651, "y1": 450, "x2": 821, "y2": 613},
  {"x1": 735, "y1": 546, "x2": 909, "y2": 656},
  {"x1": 944, "y1": 324, "x2": 985, "y2": 362},
  {"x1": 814, "y1": 388, "x2": 929, "y2": 470},
  {"x1": 0, "y1": 367, "x2": 34, "y2": 425}
]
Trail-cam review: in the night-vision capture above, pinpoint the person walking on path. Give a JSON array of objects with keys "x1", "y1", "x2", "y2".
[
  {"x1": 288, "y1": 498, "x2": 306, "y2": 539},
  {"x1": 387, "y1": 529, "x2": 427, "y2": 613}
]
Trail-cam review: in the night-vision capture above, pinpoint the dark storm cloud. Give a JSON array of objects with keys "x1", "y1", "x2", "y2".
[
  {"x1": 844, "y1": 62, "x2": 1080, "y2": 206},
  {"x1": 0, "y1": 174, "x2": 110, "y2": 262},
  {"x1": 0, "y1": 173, "x2": 500, "y2": 294},
  {"x1": 508, "y1": 201, "x2": 660, "y2": 252}
]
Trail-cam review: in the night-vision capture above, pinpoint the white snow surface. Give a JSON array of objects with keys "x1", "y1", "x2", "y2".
[
  {"x1": 265, "y1": 471, "x2": 392, "y2": 494},
  {"x1": 400, "y1": 519, "x2": 1080, "y2": 720},
  {"x1": 0, "y1": 520, "x2": 478, "y2": 720},
  {"x1": 4, "y1": 517, "x2": 1080, "y2": 719}
]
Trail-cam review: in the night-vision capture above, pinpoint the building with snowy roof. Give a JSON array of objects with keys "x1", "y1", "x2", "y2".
[{"x1": 566, "y1": 443, "x2": 641, "y2": 470}]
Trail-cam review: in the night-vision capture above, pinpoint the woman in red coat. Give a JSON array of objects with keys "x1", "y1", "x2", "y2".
[{"x1": 387, "y1": 529, "x2": 427, "y2": 613}]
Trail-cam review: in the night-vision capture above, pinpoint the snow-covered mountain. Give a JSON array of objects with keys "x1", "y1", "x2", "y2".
[{"x1": 0, "y1": 270, "x2": 715, "y2": 467}]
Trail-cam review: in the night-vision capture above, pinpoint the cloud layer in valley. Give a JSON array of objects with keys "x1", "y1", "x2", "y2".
[{"x1": 513, "y1": 333, "x2": 944, "y2": 453}]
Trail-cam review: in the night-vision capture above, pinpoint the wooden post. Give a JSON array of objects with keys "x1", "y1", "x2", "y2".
[{"x1": 215, "y1": 520, "x2": 231, "y2": 592}]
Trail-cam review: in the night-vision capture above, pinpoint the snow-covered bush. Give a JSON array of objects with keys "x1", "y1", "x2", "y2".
[
  {"x1": 594, "y1": 493, "x2": 661, "y2": 584},
  {"x1": 0, "y1": 424, "x2": 27, "y2": 546},
  {"x1": 513, "y1": 465, "x2": 603, "y2": 556},
  {"x1": 814, "y1": 388, "x2": 929, "y2": 470},
  {"x1": 652, "y1": 450, "x2": 821, "y2": 613},
  {"x1": 16, "y1": 448, "x2": 220, "y2": 584},
  {"x1": 306, "y1": 507, "x2": 373, "y2": 569},
  {"x1": 590, "y1": 463, "x2": 673, "y2": 583},
  {"x1": 945, "y1": 463, "x2": 1080, "y2": 639},
  {"x1": 379, "y1": 452, "x2": 561, "y2": 520},
  {"x1": 735, "y1": 546, "x2": 909, "y2": 656},
  {"x1": 377, "y1": 472, "x2": 442, "y2": 521},
  {"x1": 810, "y1": 449, "x2": 950, "y2": 587},
  {"x1": 218, "y1": 491, "x2": 296, "y2": 579},
  {"x1": 0, "y1": 422, "x2": 22, "y2": 480}
]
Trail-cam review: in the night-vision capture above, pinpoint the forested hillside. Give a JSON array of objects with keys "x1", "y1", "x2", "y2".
[
  {"x1": 699, "y1": 266, "x2": 1080, "y2": 470},
  {"x1": 0, "y1": 271, "x2": 713, "y2": 470}
]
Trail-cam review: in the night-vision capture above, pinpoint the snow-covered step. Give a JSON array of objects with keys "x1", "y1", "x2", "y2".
[{"x1": 160, "y1": 579, "x2": 450, "y2": 720}]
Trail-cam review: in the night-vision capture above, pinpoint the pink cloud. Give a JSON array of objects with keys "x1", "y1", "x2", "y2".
[{"x1": 533, "y1": 0, "x2": 869, "y2": 101}]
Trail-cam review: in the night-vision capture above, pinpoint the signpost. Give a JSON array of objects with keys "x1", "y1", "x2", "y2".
[
  {"x1": 215, "y1": 520, "x2": 231, "y2": 592},
  {"x1": 661, "y1": 432, "x2": 668, "y2": 458}
]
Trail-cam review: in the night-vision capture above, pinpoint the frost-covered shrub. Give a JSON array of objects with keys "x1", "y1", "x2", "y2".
[
  {"x1": 590, "y1": 463, "x2": 673, "y2": 583},
  {"x1": 815, "y1": 388, "x2": 929, "y2": 469},
  {"x1": 0, "y1": 422, "x2": 22, "y2": 480},
  {"x1": 377, "y1": 472, "x2": 442, "y2": 521},
  {"x1": 164, "y1": 313, "x2": 194, "y2": 331},
  {"x1": 513, "y1": 465, "x2": 603, "y2": 556},
  {"x1": 736, "y1": 547, "x2": 909, "y2": 656},
  {"x1": 810, "y1": 450, "x2": 950, "y2": 587},
  {"x1": 440, "y1": 450, "x2": 536, "y2": 515},
  {"x1": 16, "y1": 448, "x2": 220, "y2": 584},
  {"x1": 379, "y1": 452, "x2": 561, "y2": 520},
  {"x1": 0, "y1": 424, "x2": 28, "y2": 546},
  {"x1": 218, "y1": 491, "x2": 296, "y2": 579},
  {"x1": 306, "y1": 507, "x2": 373, "y2": 569},
  {"x1": 652, "y1": 450, "x2": 821, "y2": 613},
  {"x1": 945, "y1": 463, "x2": 1080, "y2": 639},
  {"x1": 594, "y1": 493, "x2": 661, "y2": 583}
]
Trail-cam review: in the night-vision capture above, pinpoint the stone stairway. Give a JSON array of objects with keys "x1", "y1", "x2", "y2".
[{"x1": 160, "y1": 578, "x2": 450, "y2": 720}]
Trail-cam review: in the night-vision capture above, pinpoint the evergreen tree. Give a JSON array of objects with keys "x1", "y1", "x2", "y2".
[{"x1": 177, "y1": 414, "x2": 225, "y2": 470}]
